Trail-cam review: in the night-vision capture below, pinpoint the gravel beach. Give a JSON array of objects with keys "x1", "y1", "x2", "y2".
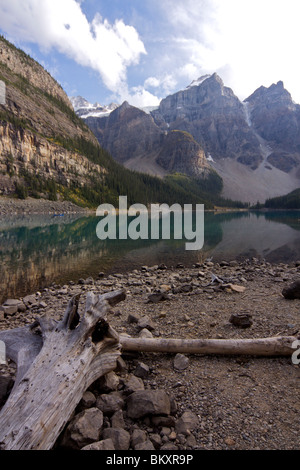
[
  {"x1": 0, "y1": 196, "x2": 90, "y2": 215},
  {"x1": 0, "y1": 258, "x2": 299, "y2": 450}
]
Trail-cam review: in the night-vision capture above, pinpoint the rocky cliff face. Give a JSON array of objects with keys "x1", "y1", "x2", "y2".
[
  {"x1": 0, "y1": 36, "x2": 71, "y2": 108},
  {"x1": 245, "y1": 81, "x2": 300, "y2": 173},
  {"x1": 0, "y1": 122, "x2": 105, "y2": 195},
  {"x1": 157, "y1": 130, "x2": 210, "y2": 177},
  {"x1": 0, "y1": 36, "x2": 105, "y2": 197},
  {"x1": 153, "y1": 73, "x2": 262, "y2": 169}
]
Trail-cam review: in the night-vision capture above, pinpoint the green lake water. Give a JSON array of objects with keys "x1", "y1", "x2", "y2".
[{"x1": 0, "y1": 210, "x2": 300, "y2": 303}]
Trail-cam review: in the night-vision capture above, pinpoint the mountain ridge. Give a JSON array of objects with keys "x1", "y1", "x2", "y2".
[{"x1": 74, "y1": 73, "x2": 300, "y2": 203}]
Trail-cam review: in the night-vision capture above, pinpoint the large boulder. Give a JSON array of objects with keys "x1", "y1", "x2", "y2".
[
  {"x1": 126, "y1": 390, "x2": 170, "y2": 419},
  {"x1": 61, "y1": 408, "x2": 104, "y2": 449},
  {"x1": 101, "y1": 428, "x2": 130, "y2": 450},
  {"x1": 282, "y1": 280, "x2": 300, "y2": 300},
  {"x1": 96, "y1": 392, "x2": 125, "y2": 416}
]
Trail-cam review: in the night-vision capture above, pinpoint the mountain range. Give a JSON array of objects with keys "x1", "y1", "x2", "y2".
[
  {"x1": 72, "y1": 73, "x2": 300, "y2": 203},
  {"x1": 0, "y1": 34, "x2": 299, "y2": 208},
  {"x1": 0, "y1": 35, "x2": 228, "y2": 209}
]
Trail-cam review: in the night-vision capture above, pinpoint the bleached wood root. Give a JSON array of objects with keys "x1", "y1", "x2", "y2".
[{"x1": 0, "y1": 290, "x2": 126, "y2": 451}]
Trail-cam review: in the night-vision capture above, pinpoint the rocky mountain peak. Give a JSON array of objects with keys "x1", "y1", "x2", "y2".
[
  {"x1": 70, "y1": 96, "x2": 92, "y2": 111},
  {"x1": 246, "y1": 80, "x2": 295, "y2": 110}
]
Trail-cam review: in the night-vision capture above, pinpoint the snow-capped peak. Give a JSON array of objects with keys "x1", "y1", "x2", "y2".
[
  {"x1": 69, "y1": 96, "x2": 119, "y2": 119},
  {"x1": 186, "y1": 75, "x2": 212, "y2": 89},
  {"x1": 70, "y1": 96, "x2": 93, "y2": 111}
]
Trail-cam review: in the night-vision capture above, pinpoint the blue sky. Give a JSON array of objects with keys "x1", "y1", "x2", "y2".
[{"x1": 1, "y1": 0, "x2": 300, "y2": 107}]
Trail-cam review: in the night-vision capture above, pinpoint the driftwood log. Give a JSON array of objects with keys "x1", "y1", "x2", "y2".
[
  {"x1": 0, "y1": 290, "x2": 298, "y2": 450},
  {"x1": 0, "y1": 290, "x2": 125, "y2": 450},
  {"x1": 120, "y1": 335, "x2": 296, "y2": 356}
]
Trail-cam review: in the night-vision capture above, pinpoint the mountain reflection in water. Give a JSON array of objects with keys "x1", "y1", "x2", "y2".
[{"x1": 0, "y1": 210, "x2": 300, "y2": 303}]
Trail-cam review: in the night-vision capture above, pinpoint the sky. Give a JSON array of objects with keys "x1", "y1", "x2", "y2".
[{"x1": 0, "y1": 0, "x2": 300, "y2": 108}]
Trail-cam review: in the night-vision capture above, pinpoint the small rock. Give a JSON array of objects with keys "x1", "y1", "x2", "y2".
[
  {"x1": 115, "y1": 357, "x2": 128, "y2": 374},
  {"x1": 102, "y1": 428, "x2": 130, "y2": 450},
  {"x1": 127, "y1": 313, "x2": 140, "y2": 324},
  {"x1": 137, "y1": 316, "x2": 155, "y2": 331},
  {"x1": 229, "y1": 313, "x2": 253, "y2": 329},
  {"x1": 2, "y1": 305, "x2": 18, "y2": 316},
  {"x1": 150, "y1": 433, "x2": 162, "y2": 449},
  {"x1": 186, "y1": 434, "x2": 197, "y2": 447},
  {"x1": 111, "y1": 410, "x2": 125, "y2": 429},
  {"x1": 135, "y1": 440, "x2": 155, "y2": 450},
  {"x1": 126, "y1": 390, "x2": 171, "y2": 419},
  {"x1": 160, "y1": 443, "x2": 178, "y2": 450},
  {"x1": 161, "y1": 426, "x2": 171, "y2": 436},
  {"x1": 158, "y1": 264, "x2": 167, "y2": 270},
  {"x1": 228, "y1": 284, "x2": 246, "y2": 293},
  {"x1": 96, "y1": 371, "x2": 119, "y2": 393},
  {"x1": 225, "y1": 437, "x2": 236, "y2": 446},
  {"x1": 39, "y1": 301, "x2": 47, "y2": 309},
  {"x1": 131, "y1": 429, "x2": 147, "y2": 448},
  {"x1": 151, "y1": 415, "x2": 176, "y2": 428},
  {"x1": 80, "y1": 391, "x2": 97, "y2": 409},
  {"x1": 197, "y1": 271, "x2": 205, "y2": 277},
  {"x1": 229, "y1": 261, "x2": 239, "y2": 267},
  {"x1": 138, "y1": 328, "x2": 153, "y2": 339},
  {"x1": 122, "y1": 375, "x2": 145, "y2": 395},
  {"x1": 134, "y1": 362, "x2": 150, "y2": 379},
  {"x1": 160, "y1": 284, "x2": 172, "y2": 292},
  {"x1": 175, "y1": 411, "x2": 199, "y2": 436},
  {"x1": 174, "y1": 354, "x2": 189, "y2": 371},
  {"x1": 147, "y1": 293, "x2": 170, "y2": 304},
  {"x1": 3, "y1": 299, "x2": 22, "y2": 307},
  {"x1": 81, "y1": 439, "x2": 115, "y2": 451}
]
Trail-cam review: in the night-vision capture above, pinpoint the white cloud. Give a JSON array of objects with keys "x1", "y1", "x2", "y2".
[
  {"x1": 1, "y1": 0, "x2": 300, "y2": 106},
  {"x1": 155, "y1": 0, "x2": 300, "y2": 102},
  {"x1": 144, "y1": 77, "x2": 161, "y2": 89},
  {"x1": 0, "y1": 0, "x2": 146, "y2": 97},
  {"x1": 124, "y1": 86, "x2": 160, "y2": 108}
]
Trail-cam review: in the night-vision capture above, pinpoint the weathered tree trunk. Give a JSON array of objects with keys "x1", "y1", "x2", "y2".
[
  {"x1": 0, "y1": 290, "x2": 125, "y2": 451},
  {"x1": 120, "y1": 335, "x2": 296, "y2": 356}
]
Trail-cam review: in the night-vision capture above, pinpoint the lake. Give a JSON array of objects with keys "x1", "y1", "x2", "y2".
[{"x1": 0, "y1": 210, "x2": 300, "y2": 303}]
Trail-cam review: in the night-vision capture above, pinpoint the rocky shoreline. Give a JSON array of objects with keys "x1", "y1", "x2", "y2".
[
  {"x1": 0, "y1": 196, "x2": 91, "y2": 215},
  {"x1": 0, "y1": 258, "x2": 299, "y2": 450}
]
